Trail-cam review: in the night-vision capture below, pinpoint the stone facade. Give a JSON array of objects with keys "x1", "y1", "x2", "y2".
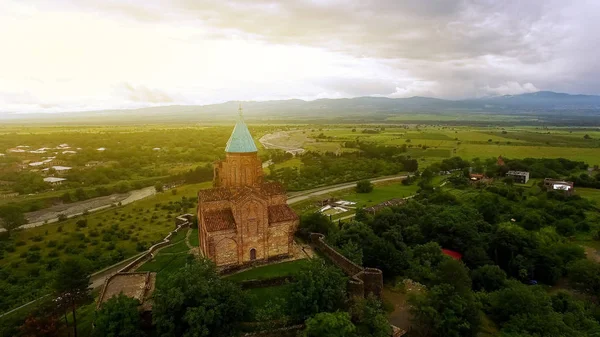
[{"x1": 198, "y1": 111, "x2": 299, "y2": 267}]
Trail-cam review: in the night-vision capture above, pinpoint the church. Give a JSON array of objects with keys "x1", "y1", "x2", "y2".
[{"x1": 197, "y1": 106, "x2": 299, "y2": 267}]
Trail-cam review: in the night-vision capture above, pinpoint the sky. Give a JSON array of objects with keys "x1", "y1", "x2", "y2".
[{"x1": 1, "y1": 0, "x2": 599, "y2": 113}]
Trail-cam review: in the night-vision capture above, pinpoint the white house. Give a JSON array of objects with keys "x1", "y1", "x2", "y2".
[
  {"x1": 43, "y1": 177, "x2": 66, "y2": 186},
  {"x1": 42, "y1": 166, "x2": 72, "y2": 175}
]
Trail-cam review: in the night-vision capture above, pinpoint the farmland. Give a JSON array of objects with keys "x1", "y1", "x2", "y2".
[{"x1": 0, "y1": 182, "x2": 209, "y2": 312}]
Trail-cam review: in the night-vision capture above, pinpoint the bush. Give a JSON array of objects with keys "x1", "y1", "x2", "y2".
[
  {"x1": 25, "y1": 251, "x2": 41, "y2": 263},
  {"x1": 57, "y1": 214, "x2": 68, "y2": 222},
  {"x1": 471, "y1": 265, "x2": 507, "y2": 292},
  {"x1": 76, "y1": 219, "x2": 88, "y2": 228},
  {"x1": 356, "y1": 180, "x2": 374, "y2": 193}
]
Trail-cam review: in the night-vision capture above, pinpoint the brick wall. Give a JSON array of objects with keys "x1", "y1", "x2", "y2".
[{"x1": 309, "y1": 233, "x2": 383, "y2": 299}]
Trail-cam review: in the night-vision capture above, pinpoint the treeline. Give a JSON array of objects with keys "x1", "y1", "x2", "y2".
[
  {"x1": 299, "y1": 179, "x2": 600, "y2": 336},
  {"x1": 267, "y1": 149, "x2": 417, "y2": 191}
]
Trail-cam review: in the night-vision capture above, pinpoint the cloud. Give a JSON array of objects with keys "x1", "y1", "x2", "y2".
[
  {"x1": 315, "y1": 77, "x2": 397, "y2": 96},
  {"x1": 115, "y1": 83, "x2": 174, "y2": 103},
  {"x1": 2, "y1": 0, "x2": 600, "y2": 112},
  {"x1": 484, "y1": 82, "x2": 539, "y2": 96}
]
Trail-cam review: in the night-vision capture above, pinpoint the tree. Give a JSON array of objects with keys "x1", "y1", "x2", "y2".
[
  {"x1": 409, "y1": 259, "x2": 480, "y2": 337},
  {"x1": 94, "y1": 294, "x2": 145, "y2": 337},
  {"x1": 299, "y1": 212, "x2": 337, "y2": 237},
  {"x1": 356, "y1": 180, "x2": 373, "y2": 193},
  {"x1": 488, "y1": 281, "x2": 552, "y2": 324},
  {"x1": 19, "y1": 304, "x2": 63, "y2": 337},
  {"x1": 351, "y1": 295, "x2": 392, "y2": 337},
  {"x1": 152, "y1": 258, "x2": 248, "y2": 337},
  {"x1": 567, "y1": 259, "x2": 600, "y2": 296},
  {"x1": 288, "y1": 259, "x2": 347, "y2": 319},
  {"x1": 409, "y1": 283, "x2": 480, "y2": 337},
  {"x1": 303, "y1": 312, "x2": 356, "y2": 337},
  {"x1": 555, "y1": 219, "x2": 576, "y2": 237},
  {"x1": 471, "y1": 265, "x2": 507, "y2": 292},
  {"x1": 0, "y1": 205, "x2": 26, "y2": 236},
  {"x1": 154, "y1": 182, "x2": 164, "y2": 193},
  {"x1": 338, "y1": 240, "x2": 363, "y2": 265},
  {"x1": 502, "y1": 176, "x2": 514, "y2": 186},
  {"x1": 52, "y1": 258, "x2": 92, "y2": 337}
]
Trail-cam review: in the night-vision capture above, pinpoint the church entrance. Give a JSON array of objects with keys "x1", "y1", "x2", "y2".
[{"x1": 250, "y1": 248, "x2": 256, "y2": 261}]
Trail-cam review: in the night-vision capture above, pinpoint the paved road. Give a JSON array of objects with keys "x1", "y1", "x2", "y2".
[
  {"x1": 287, "y1": 175, "x2": 408, "y2": 205},
  {"x1": 0, "y1": 187, "x2": 158, "y2": 233}
]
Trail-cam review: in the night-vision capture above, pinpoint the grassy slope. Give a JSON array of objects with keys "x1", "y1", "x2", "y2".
[{"x1": 224, "y1": 259, "x2": 308, "y2": 282}]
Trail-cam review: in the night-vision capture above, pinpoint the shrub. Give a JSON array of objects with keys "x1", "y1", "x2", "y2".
[
  {"x1": 48, "y1": 250, "x2": 59, "y2": 258},
  {"x1": 46, "y1": 240, "x2": 57, "y2": 248},
  {"x1": 356, "y1": 180, "x2": 374, "y2": 193},
  {"x1": 25, "y1": 251, "x2": 41, "y2": 263},
  {"x1": 76, "y1": 219, "x2": 88, "y2": 228},
  {"x1": 57, "y1": 214, "x2": 68, "y2": 222}
]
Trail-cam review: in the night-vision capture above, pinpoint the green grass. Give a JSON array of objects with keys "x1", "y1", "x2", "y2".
[
  {"x1": 335, "y1": 182, "x2": 420, "y2": 208},
  {"x1": 225, "y1": 259, "x2": 308, "y2": 282},
  {"x1": 159, "y1": 240, "x2": 190, "y2": 254},
  {"x1": 456, "y1": 144, "x2": 600, "y2": 165},
  {"x1": 577, "y1": 188, "x2": 600, "y2": 205},
  {"x1": 245, "y1": 284, "x2": 292, "y2": 308},
  {"x1": 273, "y1": 158, "x2": 303, "y2": 169},
  {"x1": 189, "y1": 228, "x2": 199, "y2": 247},
  {"x1": 299, "y1": 126, "x2": 600, "y2": 167},
  {"x1": 136, "y1": 253, "x2": 191, "y2": 285}
]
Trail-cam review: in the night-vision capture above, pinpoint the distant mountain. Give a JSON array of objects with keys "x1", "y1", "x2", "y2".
[{"x1": 2, "y1": 91, "x2": 600, "y2": 123}]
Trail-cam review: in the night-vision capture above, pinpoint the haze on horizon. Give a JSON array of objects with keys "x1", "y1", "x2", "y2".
[{"x1": 1, "y1": 0, "x2": 599, "y2": 114}]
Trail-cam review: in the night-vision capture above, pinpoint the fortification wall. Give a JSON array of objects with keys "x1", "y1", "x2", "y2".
[{"x1": 309, "y1": 233, "x2": 383, "y2": 299}]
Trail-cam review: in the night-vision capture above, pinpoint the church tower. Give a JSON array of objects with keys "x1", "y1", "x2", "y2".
[
  {"x1": 213, "y1": 104, "x2": 263, "y2": 188},
  {"x1": 197, "y1": 104, "x2": 299, "y2": 268}
]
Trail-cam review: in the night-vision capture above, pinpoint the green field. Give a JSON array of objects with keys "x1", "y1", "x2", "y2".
[
  {"x1": 189, "y1": 228, "x2": 199, "y2": 247},
  {"x1": 225, "y1": 259, "x2": 308, "y2": 282},
  {"x1": 577, "y1": 188, "x2": 600, "y2": 205},
  {"x1": 0, "y1": 182, "x2": 210, "y2": 312},
  {"x1": 245, "y1": 284, "x2": 292, "y2": 309},
  {"x1": 298, "y1": 126, "x2": 600, "y2": 167},
  {"x1": 335, "y1": 182, "x2": 420, "y2": 209}
]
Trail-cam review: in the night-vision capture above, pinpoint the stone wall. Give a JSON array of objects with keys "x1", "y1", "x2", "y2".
[
  {"x1": 309, "y1": 233, "x2": 383, "y2": 299},
  {"x1": 238, "y1": 276, "x2": 292, "y2": 290},
  {"x1": 241, "y1": 324, "x2": 304, "y2": 337}
]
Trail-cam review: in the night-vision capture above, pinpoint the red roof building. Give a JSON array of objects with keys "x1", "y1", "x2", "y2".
[{"x1": 442, "y1": 249, "x2": 462, "y2": 260}]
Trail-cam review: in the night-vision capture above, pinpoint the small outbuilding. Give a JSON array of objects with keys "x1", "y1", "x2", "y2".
[{"x1": 506, "y1": 170, "x2": 530, "y2": 184}]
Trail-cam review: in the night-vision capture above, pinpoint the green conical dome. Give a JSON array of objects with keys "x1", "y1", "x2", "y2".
[{"x1": 225, "y1": 106, "x2": 258, "y2": 153}]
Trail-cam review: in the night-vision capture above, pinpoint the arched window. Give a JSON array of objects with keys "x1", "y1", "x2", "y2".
[{"x1": 250, "y1": 248, "x2": 256, "y2": 261}]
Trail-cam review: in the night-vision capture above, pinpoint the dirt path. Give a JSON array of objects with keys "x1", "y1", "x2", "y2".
[
  {"x1": 584, "y1": 246, "x2": 600, "y2": 263},
  {"x1": 259, "y1": 130, "x2": 307, "y2": 154},
  {"x1": 384, "y1": 288, "x2": 413, "y2": 331}
]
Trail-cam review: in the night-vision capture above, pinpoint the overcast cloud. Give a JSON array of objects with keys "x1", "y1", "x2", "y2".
[{"x1": 0, "y1": 0, "x2": 598, "y2": 112}]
